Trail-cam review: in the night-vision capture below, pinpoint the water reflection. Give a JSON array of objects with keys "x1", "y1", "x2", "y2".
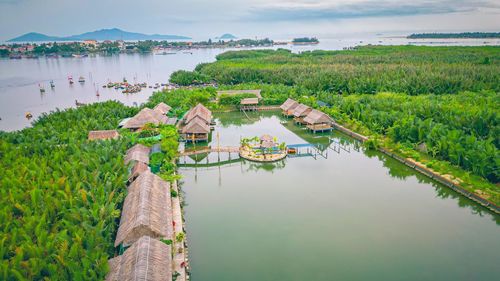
[{"x1": 180, "y1": 111, "x2": 499, "y2": 225}]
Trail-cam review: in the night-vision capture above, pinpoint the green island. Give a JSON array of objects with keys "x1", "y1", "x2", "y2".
[
  {"x1": 0, "y1": 45, "x2": 499, "y2": 280},
  {"x1": 292, "y1": 37, "x2": 319, "y2": 44}
]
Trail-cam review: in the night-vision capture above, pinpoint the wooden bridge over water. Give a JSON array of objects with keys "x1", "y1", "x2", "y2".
[{"x1": 180, "y1": 146, "x2": 240, "y2": 156}]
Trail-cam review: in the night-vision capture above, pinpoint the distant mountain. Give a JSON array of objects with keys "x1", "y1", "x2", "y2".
[
  {"x1": 216, "y1": 33, "x2": 237, "y2": 40},
  {"x1": 8, "y1": 28, "x2": 191, "y2": 42},
  {"x1": 8, "y1": 32, "x2": 60, "y2": 42}
]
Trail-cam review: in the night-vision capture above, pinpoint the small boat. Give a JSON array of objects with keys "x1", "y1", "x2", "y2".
[
  {"x1": 96, "y1": 90, "x2": 100, "y2": 97},
  {"x1": 25, "y1": 112, "x2": 33, "y2": 119},
  {"x1": 78, "y1": 76, "x2": 85, "y2": 83},
  {"x1": 68, "y1": 76, "x2": 74, "y2": 84},
  {"x1": 39, "y1": 84, "x2": 45, "y2": 93},
  {"x1": 9, "y1": 54, "x2": 22, "y2": 59},
  {"x1": 75, "y1": 99, "x2": 86, "y2": 107},
  {"x1": 50, "y1": 80, "x2": 55, "y2": 88}
]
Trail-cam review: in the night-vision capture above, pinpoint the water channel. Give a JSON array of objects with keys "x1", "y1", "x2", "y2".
[{"x1": 179, "y1": 111, "x2": 499, "y2": 281}]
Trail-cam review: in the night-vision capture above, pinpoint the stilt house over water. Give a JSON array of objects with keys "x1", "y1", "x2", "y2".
[
  {"x1": 240, "y1": 97, "x2": 259, "y2": 111},
  {"x1": 114, "y1": 171, "x2": 173, "y2": 247},
  {"x1": 280, "y1": 98, "x2": 299, "y2": 117},
  {"x1": 181, "y1": 116, "x2": 210, "y2": 142},
  {"x1": 303, "y1": 109, "x2": 334, "y2": 133},
  {"x1": 106, "y1": 235, "x2": 172, "y2": 281},
  {"x1": 293, "y1": 104, "x2": 312, "y2": 125},
  {"x1": 182, "y1": 103, "x2": 212, "y2": 142},
  {"x1": 184, "y1": 103, "x2": 212, "y2": 125}
]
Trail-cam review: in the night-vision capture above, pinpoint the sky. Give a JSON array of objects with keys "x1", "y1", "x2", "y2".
[{"x1": 0, "y1": 0, "x2": 499, "y2": 41}]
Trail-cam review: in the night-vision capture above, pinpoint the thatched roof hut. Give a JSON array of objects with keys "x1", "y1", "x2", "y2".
[
  {"x1": 128, "y1": 161, "x2": 150, "y2": 183},
  {"x1": 153, "y1": 102, "x2": 171, "y2": 115},
  {"x1": 125, "y1": 144, "x2": 151, "y2": 165},
  {"x1": 240, "y1": 98, "x2": 259, "y2": 105},
  {"x1": 217, "y1": 89, "x2": 262, "y2": 99},
  {"x1": 261, "y1": 140, "x2": 276, "y2": 149},
  {"x1": 181, "y1": 116, "x2": 210, "y2": 134},
  {"x1": 184, "y1": 103, "x2": 212, "y2": 124},
  {"x1": 280, "y1": 98, "x2": 299, "y2": 111},
  {"x1": 260, "y1": 134, "x2": 273, "y2": 142},
  {"x1": 115, "y1": 171, "x2": 173, "y2": 247},
  {"x1": 303, "y1": 109, "x2": 334, "y2": 125},
  {"x1": 293, "y1": 104, "x2": 312, "y2": 117},
  {"x1": 123, "y1": 108, "x2": 168, "y2": 130},
  {"x1": 106, "y1": 236, "x2": 172, "y2": 281},
  {"x1": 88, "y1": 130, "x2": 120, "y2": 140}
]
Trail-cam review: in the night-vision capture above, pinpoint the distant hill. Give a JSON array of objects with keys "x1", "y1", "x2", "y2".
[
  {"x1": 407, "y1": 32, "x2": 500, "y2": 39},
  {"x1": 8, "y1": 32, "x2": 60, "y2": 42},
  {"x1": 8, "y1": 28, "x2": 191, "y2": 42},
  {"x1": 216, "y1": 33, "x2": 237, "y2": 40}
]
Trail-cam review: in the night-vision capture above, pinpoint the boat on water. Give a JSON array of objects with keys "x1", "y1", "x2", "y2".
[
  {"x1": 78, "y1": 76, "x2": 85, "y2": 83},
  {"x1": 9, "y1": 54, "x2": 22, "y2": 59},
  {"x1": 39, "y1": 84, "x2": 45, "y2": 93},
  {"x1": 156, "y1": 51, "x2": 176, "y2": 55},
  {"x1": 50, "y1": 80, "x2": 55, "y2": 88},
  {"x1": 75, "y1": 100, "x2": 86, "y2": 107},
  {"x1": 72, "y1": 54, "x2": 89, "y2": 58},
  {"x1": 68, "y1": 76, "x2": 74, "y2": 84}
]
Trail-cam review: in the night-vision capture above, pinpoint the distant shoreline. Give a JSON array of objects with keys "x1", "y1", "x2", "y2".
[{"x1": 407, "y1": 32, "x2": 500, "y2": 39}]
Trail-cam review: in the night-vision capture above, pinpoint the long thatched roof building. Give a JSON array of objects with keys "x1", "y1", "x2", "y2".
[
  {"x1": 124, "y1": 144, "x2": 151, "y2": 165},
  {"x1": 115, "y1": 171, "x2": 173, "y2": 247},
  {"x1": 217, "y1": 89, "x2": 262, "y2": 99},
  {"x1": 123, "y1": 108, "x2": 168, "y2": 130},
  {"x1": 88, "y1": 130, "x2": 120, "y2": 140},
  {"x1": 106, "y1": 236, "x2": 172, "y2": 281},
  {"x1": 128, "y1": 161, "x2": 150, "y2": 183}
]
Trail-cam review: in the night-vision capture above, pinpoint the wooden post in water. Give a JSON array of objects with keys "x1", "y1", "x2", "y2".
[{"x1": 217, "y1": 131, "x2": 220, "y2": 162}]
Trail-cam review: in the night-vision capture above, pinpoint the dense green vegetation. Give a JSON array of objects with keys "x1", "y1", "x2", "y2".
[
  {"x1": 171, "y1": 46, "x2": 499, "y2": 95},
  {"x1": 321, "y1": 92, "x2": 499, "y2": 184},
  {"x1": 0, "y1": 94, "x2": 190, "y2": 279},
  {"x1": 169, "y1": 45, "x2": 499, "y2": 201},
  {"x1": 0, "y1": 102, "x2": 137, "y2": 280},
  {"x1": 408, "y1": 32, "x2": 500, "y2": 39}
]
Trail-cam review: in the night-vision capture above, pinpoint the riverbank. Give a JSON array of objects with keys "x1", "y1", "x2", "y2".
[{"x1": 332, "y1": 122, "x2": 500, "y2": 214}]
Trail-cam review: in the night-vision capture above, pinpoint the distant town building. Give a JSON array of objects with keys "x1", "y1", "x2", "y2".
[{"x1": 83, "y1": 39, "x2": 97, "y2": 46}]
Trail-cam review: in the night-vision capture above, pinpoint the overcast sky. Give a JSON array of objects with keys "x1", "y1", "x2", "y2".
[{"x1": 1, "y1": 0, "x2": 499, "y2": 41}]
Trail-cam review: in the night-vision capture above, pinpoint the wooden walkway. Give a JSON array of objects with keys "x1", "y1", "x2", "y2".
[{"x1": 180, "y1": 146, "x2": 240, "y2": 156}]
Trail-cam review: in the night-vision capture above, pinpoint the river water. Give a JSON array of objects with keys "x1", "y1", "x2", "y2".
[
  {"x1": 1, "y1": 37, "x2": 499, "y2": 131},
  {"x1": 179, "y1": 111, "x2": 499, "y2": 281}
]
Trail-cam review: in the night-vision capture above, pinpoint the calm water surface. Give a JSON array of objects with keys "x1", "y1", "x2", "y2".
[
  {"x1": 1, "y1": 37, "x2": 499, "y2": 131},
  {"x1": 180, "y1": 111, "x2": 499, "y2": 281}
]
